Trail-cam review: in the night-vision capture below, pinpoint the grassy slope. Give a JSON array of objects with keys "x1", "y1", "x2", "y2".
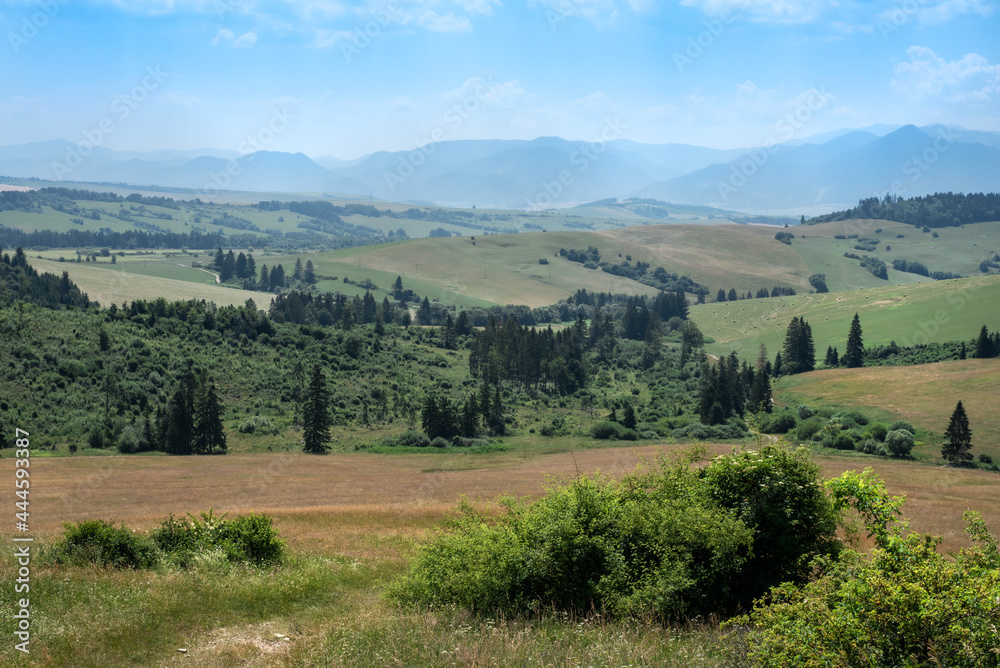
[
  {"x1": 775, "y1": 358, "x2": 1000, "y2": 462},
  {"x1": 30, "y1": 258, "x2": 258, "y2": 307},
  {"x1": 691, "y1": 273, "x2": 1000, "y2": 359}
]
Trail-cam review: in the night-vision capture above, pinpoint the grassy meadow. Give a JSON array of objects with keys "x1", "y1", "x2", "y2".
[
  {"x1": 775, "y1": 358, "x2": 1000, "y2": 462},
  {"x1": 690, "y1": 273, "x2": 1000, "y2": 359}
]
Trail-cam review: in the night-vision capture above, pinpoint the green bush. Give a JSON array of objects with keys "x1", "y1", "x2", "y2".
[
  {"x1": 392, "y1": 430, "x2": 431, "y2": 448},
  {"x1": 701, "y1": 446, "x2": 841, "y2": 606},
  {"x1": 392, "y1": 447, "x2": 839, "y2": 620},
  {"x1": 48, "y1": 520, "x2": 160, "y2": 569},
  {"x1": 761, "y1": 411, "x2": 797, "y2": 434},
  {"x1": 795, "y1": 416, "x2": 826, "y2": 442},
  {"x1": 726, "y1": 472, "x2": 1000, "y2": 667},
  {"x1": 888, "y1": 420, "x2": 916, "y2": 435},
  {"x1": 795, "y1": 405, "x2": 814, "y2": 420},
  {"x1": 884, "y1": 429, "x2": 914, "y2": 457},
  {"x1": 831, "y1": 432, "x2": 856, "y2": 450},
  {"x1": 834, "y1": 410, "x2": 869, "y2": 427},
  {"x1": 862, "y1": 422, "x2": 888, "y2": 442},
  {"x1": 430, "y1": 436, "x2": 450, "y2": 448},
  {"x1": 857, "y1": 438, "x2": 888, "y2": 456},
  {"x1": 152, "y1": 510, "x2": 284, "y2": 567},
  {"x1": 591, "y1": 420, "x2": 638, "y2": 441}
]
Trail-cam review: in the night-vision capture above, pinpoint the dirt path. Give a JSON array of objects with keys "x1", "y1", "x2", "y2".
[{"x1": 187, "y1": 265, "x2": 221, "y2": 283}]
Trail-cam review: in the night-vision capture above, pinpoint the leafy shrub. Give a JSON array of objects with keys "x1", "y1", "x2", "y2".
[
  {"x1": 979, "y1": 453, "x2": 994, "y2": 465},
  {"x1": 48, "y1": 520, "x2": 160, "y2": 569},
  {"x1": 152, "y1": 510, "x2": 284, "y2": 567},
  {"x1": 863, "y1": 422, "x2": 888, "y2": 442},
  {"x1": 795, "y1": 416, "x2": 825, "y2": 442},
  {"x1": 238, "y1": 415, "x2": 277, "y2": 435},
  {"x1": 857, "y1": 438, "x2": 888, "y2": 456},
  {"x1": 795, "y1": 405, "x2": 814, "y2": 420},
  {"x1": 392, "y1": 430, "x2": 430, "y2": 448},
  {"x1": 834, "y1": 410, "x2": 869, "y2": 426},
  {"x1": 832, "y1": 432, "x2": 856, "y2": 450},
  {"x1": 884, "y1": 429, "x2": 914, "y2": 457},
  {"x1": 392, "y1": 447, "x2": 838, "y2": 620},
  {"x1": 761, "y1": 411, "x2": 797, "y2": 434},
  {"x1": 727, "y1": 472, "x2": 1000, "y2": 667},
  {"x1": 430, "y1": 436, "x2": 450, "y2": 448},
  {"x1": 701, "y1": 447, "x2": 841, "y2": 606},
  {"x1": 888, "y1": 420, "x2": 915, "y2": 435},
  {"x1": 591, "y1": 420, "x2": 638, "y2": 441}
]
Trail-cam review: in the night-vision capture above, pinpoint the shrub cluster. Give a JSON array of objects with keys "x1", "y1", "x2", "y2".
[
  {"x1": 726, "y1": 471, "x2": 1000, "y2": 667},
  {"x1": 45, "y1": 510, "x2": 284, "y2": 569},
  {"x1": 391, "y1": 447, "x2": 840, "y2": 620}
]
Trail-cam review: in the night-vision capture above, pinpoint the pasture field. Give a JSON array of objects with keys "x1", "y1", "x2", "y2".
[
  {"x1": 775, "y1": 358, "x2": 1000, "y2": 462},
  {"x1": 2, "y1": 442, "x2": 998, "y2": 666},
  {"x1": 29, "y1": 258, "x2": 255, "y2": 307},
  {"x1": 690, "y1": 273, "x2": 1000, "y2": 360}
]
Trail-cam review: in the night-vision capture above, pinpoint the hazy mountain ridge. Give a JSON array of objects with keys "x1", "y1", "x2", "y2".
[{"x1": 1, "y1": 126, "x2": 998, "y2": 211}]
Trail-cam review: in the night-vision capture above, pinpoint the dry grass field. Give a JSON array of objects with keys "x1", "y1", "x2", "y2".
[
  {"x1": 10, "y1": 442, "x2": 999, "y2": 557},
  {"x1": 3, "y1": 442, "x2": 998, "y2": 666}
]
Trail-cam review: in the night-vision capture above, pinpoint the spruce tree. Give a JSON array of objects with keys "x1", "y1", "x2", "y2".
[
  {"x1": 622, "y1": 405, "x2": 637, "y2": 430},
  {"x1": 749, "y1": 343, "x2": 772, "y2": 413},
  {"x1": 193, "y1": 377, "x2": 227, "y2": 454},
  {"x1": 303, "y1": 364, "x2": 331, "y2": 453},
  {"x1": 304, "y1": 260, "x2": 316, "y2": 284},
  {"x1": 942, "y1": 401, "x2": 973, "y2": 465},
  {"x1": 843, "y1": 313, "x2": 865, "y2": 368},
  {"x1": 975, "y1": 325, "x2": 995, "y2": 358}
]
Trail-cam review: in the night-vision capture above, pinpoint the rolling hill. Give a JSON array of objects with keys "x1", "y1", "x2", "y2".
[{"x1": 4, "y1": 125, "x2": 998, "y2": 210}]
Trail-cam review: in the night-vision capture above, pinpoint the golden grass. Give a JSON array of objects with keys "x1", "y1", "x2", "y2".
[
  {"x1": 778, "y1": 358, "x2": 1000, "y2": 461},
  {"x1": 9, "y1": 441, "x2": 998, "y2": 558}
]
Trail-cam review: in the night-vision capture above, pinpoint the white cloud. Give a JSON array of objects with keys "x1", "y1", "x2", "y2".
[
  {"x1": 418, "y1": 10, "x2": 473, "y2": 31},
  {"x1": 680, "y1": 0, "x2": 826, "y2": 24},
  {"x1": 892, "y1": 46, "x2": 1000, "y2": 103},
  {"x1": 917, "y1": 0, "x2": 993, "y2": 24},
  {"x1": 445, "y1": 77, "x2": 528, "y2": 109},
  {"x1": 211, "y1": 28, "x2": 258, "y2": 47},
  {"x1": 636, "y1": 104, "x2": 678, "y2": 121}
]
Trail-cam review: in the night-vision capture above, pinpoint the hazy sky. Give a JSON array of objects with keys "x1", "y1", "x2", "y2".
[{"x1": 2, "y1": 0, "x2": 998, "y2": 158}]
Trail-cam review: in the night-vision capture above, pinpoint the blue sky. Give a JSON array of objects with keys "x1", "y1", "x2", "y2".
[{"x1": 2, "y1": 0, "x2": 998, "y2": 159}]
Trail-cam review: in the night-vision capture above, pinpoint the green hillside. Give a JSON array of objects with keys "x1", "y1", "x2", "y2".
[
  {"x1": 775, "y1": 358, "x2": 1000, "y2": 461},
  {"x1": 691, "y1": 274, "x2": 1000, "y2": 360}
]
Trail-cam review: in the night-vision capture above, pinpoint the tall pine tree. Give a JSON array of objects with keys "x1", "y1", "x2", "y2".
[
  {"x1": 942, "y1": 400, "x2": 973, "y2": 465},
  {"x1": 193, "y1": 376, "x2": 227, "y2": 454},
  {"x1": 843, "y1": 313, "x2": 865, "y2": 368},
  {"x1": 303, "y1": 364, "x2": 332, "y2": 453}
]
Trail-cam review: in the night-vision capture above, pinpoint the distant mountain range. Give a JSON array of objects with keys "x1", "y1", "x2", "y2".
[{"x1": 1, "y1": 125, "x2": 998, "y2": 212}]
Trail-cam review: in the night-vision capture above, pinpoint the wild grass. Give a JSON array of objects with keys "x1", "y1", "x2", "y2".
[
  {"x1": 2, "y1": 440, "x2": 999, "y2": 665},
  {"x1": 778, "y1": 358, "x2": 1000, "y2": 461}
]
